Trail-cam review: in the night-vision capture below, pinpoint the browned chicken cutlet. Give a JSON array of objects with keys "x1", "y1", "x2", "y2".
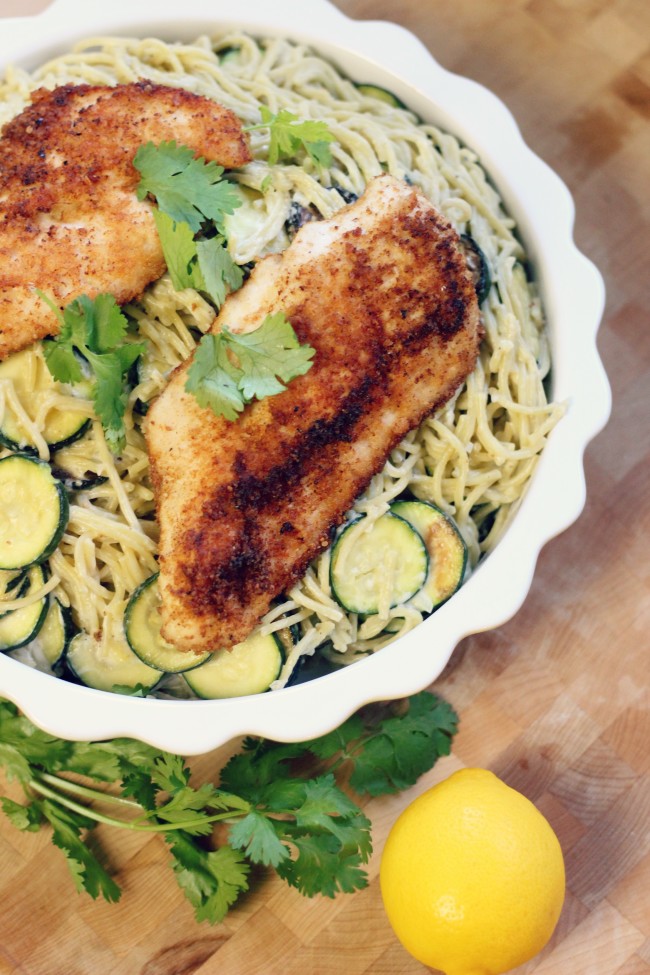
[
  {"x1": 0, "y1": 81, "x2": 251, "y2": 359},
  {"x1": 146, "y1": 174, "x2": 483, "y2": 652}
]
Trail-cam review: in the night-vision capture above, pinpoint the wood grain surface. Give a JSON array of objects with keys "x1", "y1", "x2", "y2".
[{"x1": 0, "y1": 1, "x2": 648, "y2": 973}]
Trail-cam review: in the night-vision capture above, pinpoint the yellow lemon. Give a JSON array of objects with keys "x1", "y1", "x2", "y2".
[{"x1": 379, "y1": 768, "x2": 565, "y2": 975}]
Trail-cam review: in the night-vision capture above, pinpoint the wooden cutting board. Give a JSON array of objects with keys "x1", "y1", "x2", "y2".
[{"x1": 0, "y1": 1, "x2": 648, "y2": 973}]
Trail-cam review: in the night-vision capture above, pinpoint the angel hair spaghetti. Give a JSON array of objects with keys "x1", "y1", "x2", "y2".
[{"x1": 0, "y1": 32, "x2": 563, "y2": 695}]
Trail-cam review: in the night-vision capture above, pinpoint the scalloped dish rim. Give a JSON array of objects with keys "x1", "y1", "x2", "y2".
[{"x1": 0, "y1": 0, "x2": 609, "y2": 753}]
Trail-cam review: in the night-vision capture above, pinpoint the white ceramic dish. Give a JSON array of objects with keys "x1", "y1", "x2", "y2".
[{"x1": 0, "y1": 0, "x2": 610, "y2": 754}]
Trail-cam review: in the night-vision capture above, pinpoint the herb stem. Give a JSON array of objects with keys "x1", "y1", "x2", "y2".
[
  {"x1": 29, "y1": 775, "x2": 248, "y2": 834},
  {"x1": 29, "y1": 777, "x2": 137, "y2": 830},
  {"x1": 37, "y1": 772, "x2": 143, "y2": 810}
]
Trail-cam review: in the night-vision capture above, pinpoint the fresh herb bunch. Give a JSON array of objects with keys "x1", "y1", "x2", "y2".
[{"x1": 0, "y1": 691, "x2": 458, "y2": 924}]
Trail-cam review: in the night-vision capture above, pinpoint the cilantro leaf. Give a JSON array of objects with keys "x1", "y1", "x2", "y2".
[
  {"x1": 41, "y1": 799, "x2": 121, "y2": 903},
  {"x1": 249, "y1": 107, "x2": 334, "y2": 167},
  {"x1": 88, "y1": 292, "x2": 129, "y2": 352},
  {"x1": 153, "y1": 210, "x2": 243, "y2": 309},
  {"x1": 229, "y1": 810, "x2": 289, "y2": 868},
  {"x1": 303, "y1": 714, "x2": 366, "y2": 762},
  {"x1": 353, "y1": 693, "x2": 459, "y2": 796},
  {"x1": 88, "y1": 342, "x2": 143, "y2": 454},
  {"x1": 185, "y1": 333, "x2": 245, "y2": 421},
  {"x1": 292, "y1": 774, "x2": 363, "y2": 833},
  {"x1": 195, "y1": 236, "x2": 244, "y2": 308},
  {"x1": 224, "y1": 313, "x2": 315, "y2": 401},
  {"x1": 41, "y1": 340, "x2": 82, "y2": 384},
  {"x1": 276, "y1": 833, "x2": 368, "y2": 898},
  {"x1": 41, "y1": 292, "x2": 145, "y2": 454},
  {"x1": 220, "y1": 742, "x2": 306, "y2": 809},
  {"x1": 0, "y1": 742, "x2": 34, "y2": 785},
  {"x1": 153, "y1": 209, "x2": 205, "y2": 293},
  {"x1": 0, "y1": 796, "x2": 43, "y2": 832},
  {"x1": 134, "y1": 140, "x2": 242, "y2": 234},
  {"x1": 185, "y1": 313, "x2": 315, "y2": 420},
  {"x1": 167, "y1": 833, "x2": 249, "y2": 924},
  {"x1": 149, "y1": 753, "x2": 190, "y2": 794}
]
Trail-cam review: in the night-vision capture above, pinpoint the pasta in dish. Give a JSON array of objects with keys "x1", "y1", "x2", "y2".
[{"x1": 0, "y1": 32, "x2": 564, "y2": 694}]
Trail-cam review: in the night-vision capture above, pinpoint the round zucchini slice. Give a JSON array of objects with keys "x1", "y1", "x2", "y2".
[
  {"x1": 32, "y1": 598, "x2": 74, "y2": 668},
  {"x1": 0, "y1": 454, "x2": 69, "y2": 570},
  {"x1": 390, "y1": 500, "x2": 467, "y2": 612},
  {"x1": 66, "y1": 627, "x2": 161, "y2": 695},
  {"x1": 184, "y1": 632, "x2": 284, "y2": 699},
  {"x1": 124, "y1": 573, "x2": 210, "y2": 673},
  {"x1": 8, "y1": 597, "x2": 73, "y2": 671},
  {"x1": 330, "y1": 512, "x2": 428, "y2": 615},
  {"x1": 0, "y1": 348, "x2": 90, "y2": 452},
  {"x1": 355, "y1": 83, "x2": 408, "y2": 110},
  {"x1": 0, "y1": 564, "x2": 49, "y2": 651}
]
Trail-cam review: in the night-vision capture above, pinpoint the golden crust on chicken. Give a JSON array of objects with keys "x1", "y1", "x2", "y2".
[
  {"x1": 0, "y1": 81, "x2": 251, "y2": 359},
  {"x1": 146, "y1": 174, "x2": 483, "y2": 652}
]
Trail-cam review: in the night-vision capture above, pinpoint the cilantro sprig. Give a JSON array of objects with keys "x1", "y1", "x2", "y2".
[
  {"x1": 133, "y1": 140, "x2": 244, "y2": 310},
  {"x1": 185, "y1": 312, "x2": 315, "y2": 420},
  {"x1": 0, "y1": 691, "x2": 458, "y2": 923},
  {"x1": 41, "y1": 292, "x2": 145, "y2": 454},
  {"x1": 247, "y1": 106, "x2": 334, "y2": 167},
  {"x1": 134, "y1": 140, "x2": 242, "y2": 235},
  {"x1": 152, "y1": 210, "x2": 244, "y2": 305}
]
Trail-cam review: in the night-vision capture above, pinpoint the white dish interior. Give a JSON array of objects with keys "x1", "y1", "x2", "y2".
[{"x1": 0, "y1": 0, "x2": 610, "y2": 753}]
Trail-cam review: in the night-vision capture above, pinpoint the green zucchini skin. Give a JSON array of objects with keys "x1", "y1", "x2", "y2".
[
  {"x1": 389, "y1": 500, "x2": 467, "y2": 612},
  {"x1": 184, "y1": 632, "x2": 284, "y2": 699},
  {"x1": 51, "y1": 436, "x2": 108, "y2": 492},
  {"x1": 124, "y1": 573, "x2": 210, "y2": 673},
  {"x1": 0, "y1": 564, "x2": 49, "y2": 651},
  {"x1": 0, "y1": 348, "x2": 91, "y2": 453},
  {"x1": 459, "y1": 234, "x2": 492, "y2": 305},
  {"x1": 65, "y1": 628, "x2": 162, "y2": 695},
  {"x1": 0, "y1": 569, "x2": 28, "y2": 613},
  {"x1": 0, "y1": 454, "x2": 69, "y2": 570},
  {"x1": 8, "y1": 597, "x2": 74, "y2": 670},
  {"x1": 0, "y1": 418, "x2": 91, "y2": 455},
  {"x1": 355, "y1": 83, "x2": 408, "y2": 110},
  {"x1": 329, "y1": 512, "x2": 429, "y2": 615},
  {"x1": 35, "y1": 598, "x2": 74, "y2": 668}
]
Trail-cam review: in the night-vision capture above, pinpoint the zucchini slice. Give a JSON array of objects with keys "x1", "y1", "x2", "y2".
[
  {"x1": 51, "y1": 435, "x2": 108, "y2": 491},
  {"x1": 0, "y1": 568, "x2": 27, "y2": 608},
  {"x1": 184, "y1": 632, "x2": 284, "y2": 699},
  {"x1": 66, "y1": 626, "x2": 161, "y2": 695},
  {"x1": 0, "y1": 454, "x2": 69, "y2": 570},
  {"x1": 330, "y1": 513, "x2": 428, "y2": 615},
  {"x1": 9, "y1": 598, "x2": 73, "y2": 670},
  {"x1": 124, "y1": 574, "x2": 210, "y2": 673},
  {"x1": 0, "y1": 564, "x2": 49, "y2": 651},
  {"x1": 0, "y1": 348, "x2": 90, "y2": 452},
  {"x1": 30, "y1": 598, "x2": 73, "y2": 667},
  {"x1": 356, "y1": 83, "x2": 407, "y2": 109},
  {"x1": 390, "y1": 500, "x2": 467, "y2": 612}
]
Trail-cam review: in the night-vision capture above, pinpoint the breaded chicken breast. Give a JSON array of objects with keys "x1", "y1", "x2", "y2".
[
  {"x1": 146, "y1": 174, "x2": 482, "y2": 652},
  {"x1": 0, "y1": 81, "x2": 251, "y2": 359}
]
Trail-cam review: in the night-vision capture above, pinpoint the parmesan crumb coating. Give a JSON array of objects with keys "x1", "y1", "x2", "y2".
[
  {"x1": 146, "y1": 174, "x2": 482, "y2": 651},
  {"x1": 0, "y1": 81, "x2": 251, "y2": 359}
]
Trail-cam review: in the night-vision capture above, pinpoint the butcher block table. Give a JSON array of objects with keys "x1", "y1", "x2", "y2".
[{"x1": 0, "y1": 0, "x2": 648, "y2": 973}]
